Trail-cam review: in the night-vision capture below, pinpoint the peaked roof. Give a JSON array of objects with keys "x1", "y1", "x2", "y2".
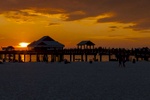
[
  {"x1": 77, "y1": 41, "x2": 95, "y2": 45},
  {"x1": 7, "y1": 46, "x2": 15, "y2": 49},
  {"x1": 1, "y1": 46, "x2": 15, "y2": 50},
  {"x1": 42, "y1": 41, "x2": 64, "y2": 46},
  {"x1": 28, "y1": 36, "x2": 64, "y2": 47},
  {"x1": 37, "y1": 36, "x2": 54, "y2": 42}
]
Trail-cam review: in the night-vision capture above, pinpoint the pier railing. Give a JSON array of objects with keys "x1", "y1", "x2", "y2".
[{"x1": 0, "y1": 48, "x2": 150, "y2": 55}]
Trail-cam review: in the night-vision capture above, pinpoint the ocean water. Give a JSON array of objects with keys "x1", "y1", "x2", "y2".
[{"x1": 1, "y1": 54, "x2": 141, "y2": 62}]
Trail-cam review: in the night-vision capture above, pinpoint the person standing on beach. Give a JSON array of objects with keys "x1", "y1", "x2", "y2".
[
  {"x1": 37, "y1": 55, "x2": 40, "y2": 62},
  {"x1": 118, "y1": 56, "x2": 122, "y2": 67},
  {"x1": 43, "y1": 56, "x2": 45, "y2": 62},
  {"x1": 46, "y1": 56, "x2": 48, "y2": 63},
  {"x1": 123, "y1": 57, "x2": 126, "y2": 67},
  {"x1": 19, "y1": 55, "x2": 21, "y2": 62}
]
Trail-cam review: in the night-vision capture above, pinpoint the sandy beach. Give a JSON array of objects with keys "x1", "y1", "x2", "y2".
[{"x1": 0, "y1": 61, "x2": 150, "y2": 100}]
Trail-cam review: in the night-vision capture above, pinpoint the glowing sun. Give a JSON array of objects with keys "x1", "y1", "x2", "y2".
[{"x1": 19, "y1": 43, "x2": 29, "y2": 47}]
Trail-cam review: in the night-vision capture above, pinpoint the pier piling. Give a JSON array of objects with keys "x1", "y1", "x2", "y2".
[
  {"x1": 29, "y1": 54, "x2": 31, "y2": 62},
  {"x1": 100, "y1": 54, "x2": 102, "y2": 61},
  {"x1": 70, "y1": 54, "x2": 72, "y2": 62},
  {"x1": 81, "y1": 55, "x2": 83, "y2": 61},
  {"x1": 85, "y1": 55, "x2": 87, "y2": 61},
  {"x1": 73, "y1": 55, "x2": 75, "y2": 61}
]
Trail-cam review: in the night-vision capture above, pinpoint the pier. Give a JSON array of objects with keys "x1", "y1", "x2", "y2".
[{"x1": 0, "y1": 47, "x2": 150, "y2": 62}]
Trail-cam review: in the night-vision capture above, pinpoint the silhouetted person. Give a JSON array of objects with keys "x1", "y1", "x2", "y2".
[
  {"x1": 51, "y1": 59, "x2": 54, "y2": 62},
  {"x1": 118, "y1": 56, "x2": 122, "y2": 67},
  {"x1": 43, "y1": 55, "x2": 46, "y2": 62},
  {"x1": 46, "y1": 56, "x2": 48, "y2": 63},
  {"x1": 37, "y1": 56, "x2": 40, "y2": 62},
  {"x1": 19, "y1": 55, "x2": 21, "y2": 62},
  {"x1": 133, "y1": 59, "x2": 135, "y2": 63},
  {"x1": 3, "y1": 59, "x2": 5, "y2": 62},
  {"x1": 64, "y1": 58, "x2": 70, "y2": 64},
  {"x1": 123, "y1": 57, "x2": 126, "y2": 67}
]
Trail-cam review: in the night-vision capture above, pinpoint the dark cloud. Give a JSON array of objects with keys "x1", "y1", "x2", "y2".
[
  {"x1": 109, "y1": 26, "x2": 118, "y2": 28},
  {"x1": 110, "y1": 29, "x2": 115, "y2": 32},
  {"x1": 109, "y1": 35, "x2": 122, "y2": 37},
  {"x1": 0, "y1": 0, "x2": 150, "y2": 30},
  {"x1": 124, "y1": 38, "x2": 138, "y2": 41},
  {"x1": 96, "y1": 0, "x2": 150, "y2": 31},
  {"x1": 124, "y1": 20, "x2": 150, "y2": 31},
  {"x1": 124, "y1": 37, "x2": 150, "y2": 43},
  {"x1": 3, "y1": 10, "x2": 38, "y2": 22},
  {"x1": 140, "y1": 30, "x2": 150, "y2": 33},
  {"x1": 109, "y1": 26, "x2": 119, "y2": 32},
  {"x1": 47, "y1": 23, "x2": 60, "y2": 26}
]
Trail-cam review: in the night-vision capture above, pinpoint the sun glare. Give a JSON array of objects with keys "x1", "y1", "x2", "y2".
[{"x1": 19, "y1": 43, "x2": 29, "y2": 47}]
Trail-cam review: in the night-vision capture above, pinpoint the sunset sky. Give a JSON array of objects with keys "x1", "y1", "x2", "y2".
[{"x1": 0, "y1": 0, "x2": 150, "y2": 49}]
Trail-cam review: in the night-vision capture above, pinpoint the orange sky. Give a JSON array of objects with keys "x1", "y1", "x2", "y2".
[{"x1": 0, "y1": 0, "x2": 150, "y2": 50}]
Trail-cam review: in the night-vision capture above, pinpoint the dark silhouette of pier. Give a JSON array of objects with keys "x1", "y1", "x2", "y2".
[{"x1": 0, "y1": 47, "x2": 150, "y2": 62}]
